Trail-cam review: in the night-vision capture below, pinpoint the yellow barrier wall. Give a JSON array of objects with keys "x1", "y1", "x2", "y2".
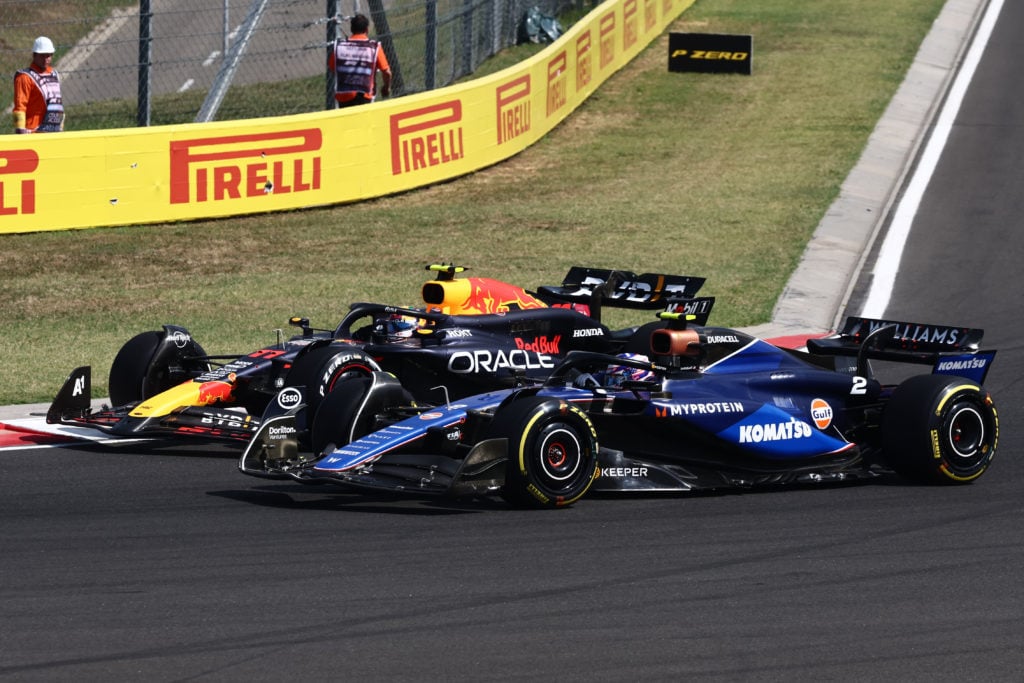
[{"x1": 0, "y1": 0, "x2": 695, "y2": 234}]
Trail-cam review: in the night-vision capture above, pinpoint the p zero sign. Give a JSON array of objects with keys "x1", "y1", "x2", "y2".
[{"x1": 668, "y1": 33, "x2": 752, "y2": 75}]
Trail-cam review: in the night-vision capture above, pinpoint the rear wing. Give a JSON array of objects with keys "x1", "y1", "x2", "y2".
[
  {"x1": 535, "y1": 266, "x2": 705, "y2": 322},
  {"x1": 806, "y1": 317, "x2": 996, "y2": 383},
  {"x1": 660, "y1": 297, "x2": 715, "y2": 327}
]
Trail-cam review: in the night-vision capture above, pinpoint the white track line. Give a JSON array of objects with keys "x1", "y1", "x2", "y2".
[{"x1": 861, "y1": 0, "x2": 1006, "y2": 318}]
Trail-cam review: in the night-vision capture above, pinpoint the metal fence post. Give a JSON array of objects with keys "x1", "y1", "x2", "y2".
[
  {"x1": 461, "y1": 0, "x2": 474, "y2": 78},
  {"x1": 137, "y1": 0, "x2": 152, "y2": 127},
  {"x1": 368, "y1": 0, "x2": 402, "y2": 95},
  {"x1": 425, "y1": 0, "x2": 436, "y2": 91},
  {"x1": 325, "y1": 0, "x2": 338, "y2": 110}
]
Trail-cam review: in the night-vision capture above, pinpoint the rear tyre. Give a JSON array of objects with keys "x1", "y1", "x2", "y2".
[
  {"x1": 108, "y1": 331, "x2": 209, "y2": 406},
  {"x1": 310, "y1": 372, "x2": 414, "y2": 456},
  {"x1": 882, "y1": 374, "x2": 998, "y2": 484},
  {"x1": 488, "y1": 396, "x2": 598, "y2": 509}
]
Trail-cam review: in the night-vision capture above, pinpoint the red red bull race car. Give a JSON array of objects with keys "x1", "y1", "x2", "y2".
[{"x1": 47, "y1": 264, "x2": 704, "y2": 446}]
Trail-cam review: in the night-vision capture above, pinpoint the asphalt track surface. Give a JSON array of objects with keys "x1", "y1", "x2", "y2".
[
  {"x1": 59, "y1": 1, "x2": 326, "y2": 105},
  {"x1": 3, "y1": 1, "x2": 1023, "y2": 679}
]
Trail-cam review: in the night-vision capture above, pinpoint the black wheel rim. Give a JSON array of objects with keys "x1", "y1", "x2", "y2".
[
  {"x1": 945, "y1": 402, "x2": 986, "y2": 461},
  {"x1": 533, "y1": 422, "x2": 584, "y2": 489}
]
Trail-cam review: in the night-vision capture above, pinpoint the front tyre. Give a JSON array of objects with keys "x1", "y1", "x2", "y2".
[
  {"x1": 488, "y1": 396, "x2": 599, "y2": 509},
  {"x1": 882, "y1": 374, "x2": 998, "y2": 484},
  {"x1": 310, "y1": 372, "x2": 414, "y2": 456}
]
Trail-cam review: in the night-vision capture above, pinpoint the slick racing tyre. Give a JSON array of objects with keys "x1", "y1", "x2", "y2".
[
  {"x1": 310, "y1": 372, "x2": 414, "y2": 456},
  {"x1": 284, "y1": 344, "x2": 380, "y2": 420},
  {"x1": 108, "y1": 329, "x2": 209, "y2": 406},
  {"x1": 488, "y1": 396, "x2": 599, "y2": 509},
  {"x1": 882, "y1": 374, "x2": 998, "y2": 484}
]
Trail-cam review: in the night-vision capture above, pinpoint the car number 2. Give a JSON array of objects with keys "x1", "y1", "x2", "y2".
[{"x1": 851, "y1": 376, "x2": 868, "y2": 395}]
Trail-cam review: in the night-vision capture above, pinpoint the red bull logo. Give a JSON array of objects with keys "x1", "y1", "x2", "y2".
[
  {"x1": 390, "y1": 101, "x2": 465, "y2": 175},
  {"x1": 196, "y1": 380, "x2": 234, "y2": 406},
  {"x1": 169, "y1": 129, "x2": 322, "y2": 204},
  {"x1": 576, "y1": 31, "x2": 593, "y2": 91},
  {"x1": 496, "y1": 76, "x2": 531, "y2": 145},
  {"x1": 515, "y1": 335, "x2": 562, "y2": 355},
  {"x1": 0, "y1": 149, "x2": 39, "y2": 216},
  {"x1": 599, "y1": 12, "x2": 616, "y2": 69},
  {"x1": 460, "y1": 278, "x2": 546, "y2": 313},
  {"x1": 623, "y1": 0, "x2": 638, "y2": 50},
  {"x1": 547, "y1": 51, "x2": 568, "y2": 118}
]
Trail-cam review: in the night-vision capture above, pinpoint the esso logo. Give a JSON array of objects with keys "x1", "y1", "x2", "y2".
[
  {"x1": 276, "y1": 387, "x2": 303, "y2": 410},
  {"x1": 810, "y1": 398, "x2": 833, "y2": 430}
]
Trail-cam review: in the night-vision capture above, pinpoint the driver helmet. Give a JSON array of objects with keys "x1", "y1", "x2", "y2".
[
  {"x1": 373, "y1": 314, "x2": 420, "y2": 342},
  {"x1": 602, "y1": 353, "x2": 655, "y2": 387}
]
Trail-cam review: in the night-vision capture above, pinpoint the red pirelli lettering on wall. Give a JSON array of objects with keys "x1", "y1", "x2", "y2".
[
  {"x1": 576, "y1": 31, "x2": 592, "y2": 91},
  {"x1": 390, "y1": 101, "x2": 465, "y2": 175},
  {"x1": 169, "y1": 129, "x2": 322, "y2": 204},
  {"x1": 0, "y1": 149, "x2": 39, "y2": 216},
  {"x1": 496, "y1": 75, "x2": 531, "y2": 145},
  {"x1": 599, "y1": 12, "x2": 616, "y2": 69},
  {"x1": 546, "y1": 51, "x2": 568, "y2": 118},
  {"x1": 644, "y1": 0, "x2": 658, "y2": 33},
  {"x1": 623, "y1": 0, "x2": 638, "y2": 50}
]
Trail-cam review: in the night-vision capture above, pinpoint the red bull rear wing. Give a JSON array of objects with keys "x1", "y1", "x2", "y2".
[{"x1": 535, "y1": 267, "x2": 705, "y2": 321}]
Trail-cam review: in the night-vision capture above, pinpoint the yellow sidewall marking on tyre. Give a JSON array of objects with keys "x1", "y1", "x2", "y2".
[{"x1": 934, "y1": 384, "x2": 974, "y2": 417}]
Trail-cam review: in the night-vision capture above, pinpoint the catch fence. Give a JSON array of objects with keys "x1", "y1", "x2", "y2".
[{"x1": 2, "y1": 0, "x2": 579, "y2": 130}]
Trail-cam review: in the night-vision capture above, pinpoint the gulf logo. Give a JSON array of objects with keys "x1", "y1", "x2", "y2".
[{"x1": 810, "y1": 399, "x2": 833, "y2": 430}]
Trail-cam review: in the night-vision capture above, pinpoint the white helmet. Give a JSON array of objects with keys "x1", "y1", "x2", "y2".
[{"x1": 33, "y1": 36, "x2": 55, "y2": 54}]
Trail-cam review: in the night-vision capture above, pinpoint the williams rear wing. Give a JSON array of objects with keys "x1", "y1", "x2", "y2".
[
  {"x1": 806, "y1": 317, "x2": 996, "y2": 383},
  {"x1": 535, "y1": 266, "x2": 705, "y2": 322}
]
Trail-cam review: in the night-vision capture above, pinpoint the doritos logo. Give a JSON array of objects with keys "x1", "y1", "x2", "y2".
[
  {"x1": 169, "y1": 129, "x2": 322, "y2": 204},
  {"x1": 547, "y1": 51, "x2": 568, "y2": 118},
  {"x1": 623, "y1": 0, "x2": 638, "y2": 50},
  {"x1": 576, "y1": 31, "x2": 593, "y2": 91},
  {"x1": 496, "y1": 76, "x2": 531, "y2": 145},
  {"x1": 390, "y1": 101, "x2": 465, "y2": 175},
  {"x1": 0, "y1": 149, "x2": 39, "y2": 216},
  {"x1": 599, "y1": 12, "x2": 616, "y2": 69}
]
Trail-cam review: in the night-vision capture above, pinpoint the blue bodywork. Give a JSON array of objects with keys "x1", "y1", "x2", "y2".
[{"x1": 239, "y1": 314, "x2": 996, "y2": 498}]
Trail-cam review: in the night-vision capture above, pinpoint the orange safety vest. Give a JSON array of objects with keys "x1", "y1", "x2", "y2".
[{"x1": 16, "y1": 67, "x2": 64, "y2": 132}]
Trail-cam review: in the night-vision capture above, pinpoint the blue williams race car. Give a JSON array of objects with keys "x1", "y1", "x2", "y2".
[{"x1": 240, "y1": 305, "x2": 1000, "y2": 509}]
